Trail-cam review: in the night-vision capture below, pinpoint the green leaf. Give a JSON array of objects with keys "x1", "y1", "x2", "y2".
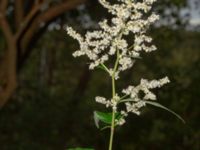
[
  {"x1": 97, "y1": 63, "x2": 109, "y2": 73},
  {"x1": 94, "y1": 111, "x2": 112, "y2": 128},
  {"x1": 68, "y1": 148, "x2": 94, "y2": 150},
  {"x1": 93, "y1": 111, "x2": 122, "y2": 128},
  {"x1": 143, "y1": 100, "x2": 185, "y2": 123},
  {"x1": 96, "y1": 65, "x2": 105, "y2": 71}
]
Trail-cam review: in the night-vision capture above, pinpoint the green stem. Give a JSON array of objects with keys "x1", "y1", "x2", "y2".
[
  {"x1": 120, "y1": 94, "x2": 129, "y2": 100},
  {"x1": 118, "y1": 98, "x2": 134, "y2": 104},
  {"x1": 109, "y1": 107, "x2": 115, "y2": 150},
  {"x1": 108, "y1": 50, "x2": 120, "y2": 150},
  {"x1": 112, "y1": 75, "x2": 116, "y2": 98},
  {"x1": 100, "y1": 63, "x2": 110, "y2": 74}
]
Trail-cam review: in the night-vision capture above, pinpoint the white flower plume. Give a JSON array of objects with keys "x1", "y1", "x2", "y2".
[
  {"x1": 66, "y1": 0, "x2": 159, "y2": 72},
  {"x1": 67, "y1": 0, "x2": 170, "y2": 126},
  {"x1": 96, "y1": 77, "x2": 170, "y2": 118}
]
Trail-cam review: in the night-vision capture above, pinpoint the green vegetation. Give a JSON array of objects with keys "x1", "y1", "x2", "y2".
[{"x1": 0, "y1": 27, "x2": 199, "y2": 150}]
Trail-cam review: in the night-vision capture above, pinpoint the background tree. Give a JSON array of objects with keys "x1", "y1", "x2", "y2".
[{"x1": 0, "y1": 0, "x2": 86, "y2": 107}]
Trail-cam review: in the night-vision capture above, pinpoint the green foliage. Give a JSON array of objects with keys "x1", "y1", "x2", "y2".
[
  {"x1": 93, "y1": 111, "x2": 123, "y2": 129},
  {"x1": 1, "y1": 27, "x2": 199, "y2": 150}
]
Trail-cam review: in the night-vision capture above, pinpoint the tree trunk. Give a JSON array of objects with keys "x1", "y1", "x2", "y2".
[
  {"x1": 0, "y1": 40, "x2": 17, "y2": 107},
  {"x1": 0, "y1": 0, "x2": 87, "y2": 107}
]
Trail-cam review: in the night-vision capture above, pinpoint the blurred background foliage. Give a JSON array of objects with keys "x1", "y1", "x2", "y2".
[{"x1": 0, "y1": 0, "x2": 199, "y2": 150}]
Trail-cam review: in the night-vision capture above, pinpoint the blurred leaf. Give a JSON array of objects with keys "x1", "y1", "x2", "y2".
[{"x1": 144, "y1": 100, "x2": 185, "y2": 123}]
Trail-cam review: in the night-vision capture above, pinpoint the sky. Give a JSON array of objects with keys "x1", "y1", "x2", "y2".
[{"x1": 187, "y1": 0, "x2": 200, "y2": 26}]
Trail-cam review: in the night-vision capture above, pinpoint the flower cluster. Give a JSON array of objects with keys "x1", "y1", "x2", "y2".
[
  {"x1": 95, "y1": 95, "x2": 120, "y2": 110},
  {"x1": 67, "y1": 0, "x2": 159, "y2": 75},
  {"x1": 96, "y1": 77, "x2": 170, "y2": 125},
  {"x1": 67, "y1": 0, "x2": 170, "y2": 126},
  {"x1": 122, "y1": 77, "x2": 170, "y2": 101}
]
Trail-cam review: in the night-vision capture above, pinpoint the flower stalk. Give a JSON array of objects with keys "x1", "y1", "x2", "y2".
[
  {"x1": 109, "y1": 109, "x2": 115, "y2": 150},
  {"x1": 65, "y1": 0, "x2": 183, "y2": 150},
  {"x1": 109, "y1": 49, "x2": 120, "y2": 150}
]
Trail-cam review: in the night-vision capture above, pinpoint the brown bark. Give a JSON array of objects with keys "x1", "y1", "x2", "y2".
[
  {"x1": 0, "y1": 43, "x2": 17, "y2": 107},
  {"x1": 0, "y1": 1, "x2": 17, "y2": 107},
  {"x1": 15, "y1": 1, "x2": 46, "y2": 41},
  {"x1": 0, "y1": 0, "x2": 87, "y2": 108},
  {"x1": 15, "y1": 0, "x2": 24, "y2": 28},
  {"x1": 0, "y1": 0, "x2": 8, "y2": 13}
]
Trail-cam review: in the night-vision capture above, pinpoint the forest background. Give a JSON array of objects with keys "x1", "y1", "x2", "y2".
[{"x1": 0, "y1": 0, "x2": 199, "y2": 150}]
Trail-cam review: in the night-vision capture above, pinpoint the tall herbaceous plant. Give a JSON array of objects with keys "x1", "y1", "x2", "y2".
[{"x1": 66, "y1": 0, "x2": 184, "y2": 150}]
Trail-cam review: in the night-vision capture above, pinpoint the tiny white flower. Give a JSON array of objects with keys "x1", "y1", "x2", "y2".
[
  {"x1": 95, "y1": 96, "x2": 107, "y2": 104},
  {"x1": 121, "y1": 111, "x2": 128, "y2": 117},
  {"x1": 116, "y1": 118, "x2": 126, "y2": 126}
]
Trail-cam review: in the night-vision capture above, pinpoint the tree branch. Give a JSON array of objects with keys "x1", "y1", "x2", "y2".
[
  {"x1": 0, "y1": 0, "x2": 87, "y2": 107},
  {"x1": 15, "y1": 1, "x2": 46, "y2": 40},
  {"x1": 0, "y1": 0, "x2": 8, "y2": 13},
  {"x1": 14, "y1": 0, "x2": 24, "y2": 28},
  {"x1": 0, "y1": 16, "x2": 13, "y2": 45},
  {"x1": 0, "y1": 0, "x2": 17, "y2": 108},
  {"x1": 0, "y1": 0, "x2": 12, "y2": 41},
  {"x1": 21, "y1": 0, "x2": 87, "y2": 53},
  {"x1": 38, "y1": 0, "x2": 87, "y2": 23},
  {"x1": 0, "y1": 18, "x2": 17, "y2": 108}
]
